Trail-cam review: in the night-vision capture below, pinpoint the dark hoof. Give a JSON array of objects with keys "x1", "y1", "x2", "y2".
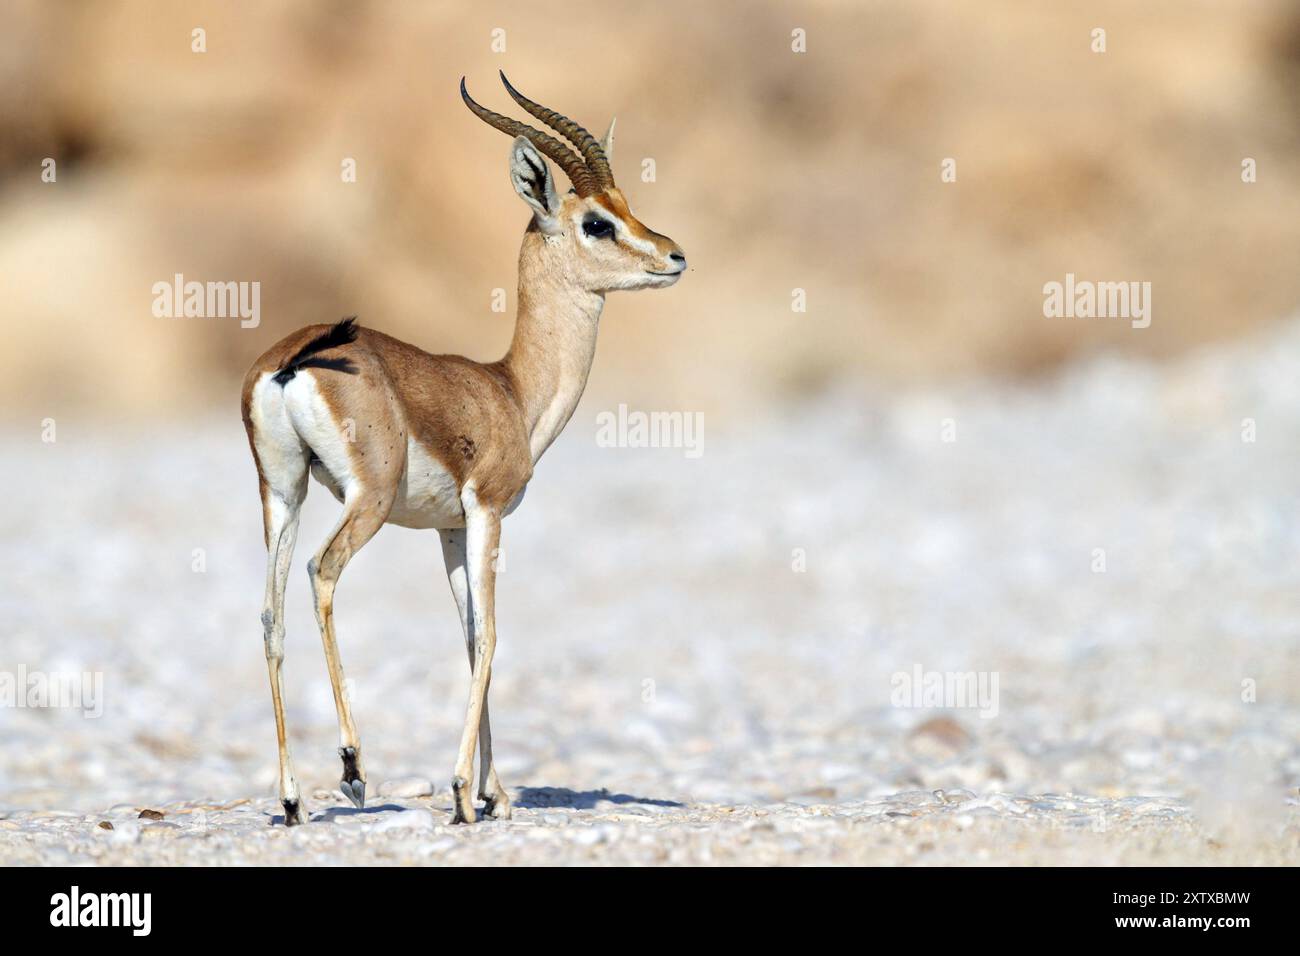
[
  {"x1": 341, "y1": 778, "x2": 366, "y2": 809},
  {"x1": 282, "y1": 798, "x2": 308, "y2": 827},
  {"x1": 339, "y1": 746, "x2": 366, "y2": 809}
]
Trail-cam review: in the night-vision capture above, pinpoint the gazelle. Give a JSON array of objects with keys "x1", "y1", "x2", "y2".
[{"x1": 240, "y1": 73, "x2": 686, "y2": 825}]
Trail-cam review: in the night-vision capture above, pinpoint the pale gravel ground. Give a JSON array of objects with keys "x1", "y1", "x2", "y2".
[{"x1": 3, "y1": 322, "x2": 1300, "y2": 865}]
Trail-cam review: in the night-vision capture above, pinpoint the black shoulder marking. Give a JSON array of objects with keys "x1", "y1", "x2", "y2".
[{"x1": 273, "y1": 317, "x2": 360, "y2": 385}]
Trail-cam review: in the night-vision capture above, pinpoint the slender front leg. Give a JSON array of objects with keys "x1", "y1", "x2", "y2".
[
  {"x1": 439, "y1": 529, "x2": 511, "y2": 819},
  {"x1": 449, "y1": 491, "x2": 502, "y2": 824}
]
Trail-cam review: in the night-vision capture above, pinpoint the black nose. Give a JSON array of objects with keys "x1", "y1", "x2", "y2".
[{"x1": 669, "y1": 253, "x2": 686, "y2": 264}]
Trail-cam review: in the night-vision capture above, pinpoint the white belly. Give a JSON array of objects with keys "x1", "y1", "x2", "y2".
[{"x1": 387, "y1": 438, "x2": 466, "y2": 529}]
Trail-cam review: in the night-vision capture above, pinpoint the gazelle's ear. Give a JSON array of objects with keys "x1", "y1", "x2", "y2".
[
  {"x1": 600, "y1": 117, "x2": 616, "y2": 166},
  {"x1": 508, "y1": 136, "x2": 561, "y2": 232}
]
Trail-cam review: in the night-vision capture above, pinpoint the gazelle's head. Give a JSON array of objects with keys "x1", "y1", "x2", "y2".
[{"x1": 462, "y1": 73, "x2": 687, "y2": 294}]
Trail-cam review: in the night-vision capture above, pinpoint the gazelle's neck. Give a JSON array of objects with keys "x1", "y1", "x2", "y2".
[{"x1": 503, "y1": 229, "x2": 605, "y2": 463}]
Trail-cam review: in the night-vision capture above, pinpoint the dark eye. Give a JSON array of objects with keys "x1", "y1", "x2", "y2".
[{"x1": 582, "y1": 217, "x2": 614, "y2": 239}]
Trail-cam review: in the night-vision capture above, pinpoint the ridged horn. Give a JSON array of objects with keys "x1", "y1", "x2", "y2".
[
  {"x1": 498, "y1": 71, "x2": 615, "y2": 190},
  {"x1": 460, "y1": 77, "x2": 599, "y2": 196}
]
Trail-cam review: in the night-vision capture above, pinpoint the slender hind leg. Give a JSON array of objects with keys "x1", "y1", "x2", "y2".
[
  {"x1": 252, "y1": 437, "x2": 310, "y2": 826},
  {"x1": 449, "y1": 490, "x2": 503, "y2": 824},
  {"x1": 439, "y1": 528, "x2": 511, "y2": 820},
  {"x1": 308, "y1": 494, "x2": 391, "y2": 809}
]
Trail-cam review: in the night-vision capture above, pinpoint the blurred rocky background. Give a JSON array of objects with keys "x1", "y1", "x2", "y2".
[
  {"x1": 5, "y1": 2, "x2": 1300, "y2": 864},
  {"x1": 1, "y1": 0, "x2": 1299, "y2": 419}
]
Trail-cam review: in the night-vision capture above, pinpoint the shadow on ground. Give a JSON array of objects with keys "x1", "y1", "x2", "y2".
[{"x1": 514, "y1": 787, "x2": 684, "y2": 810}]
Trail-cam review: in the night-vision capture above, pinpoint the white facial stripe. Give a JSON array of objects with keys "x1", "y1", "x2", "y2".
[
  {"x1": 612, "y1": 219, "x2": 660, "y2": 256},
  {"x1": 578, "y1": 206, "x2": 661, "y2": 257}
]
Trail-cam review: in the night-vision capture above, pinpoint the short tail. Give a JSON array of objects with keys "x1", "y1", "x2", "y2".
[{"x1": 273, "y1": 317, "x2": 360, "y2": 385}]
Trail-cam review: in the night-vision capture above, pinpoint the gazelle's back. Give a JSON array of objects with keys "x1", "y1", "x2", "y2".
[{"x1": 242, "y1": 321, "x2": 531, "y2": 531}]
